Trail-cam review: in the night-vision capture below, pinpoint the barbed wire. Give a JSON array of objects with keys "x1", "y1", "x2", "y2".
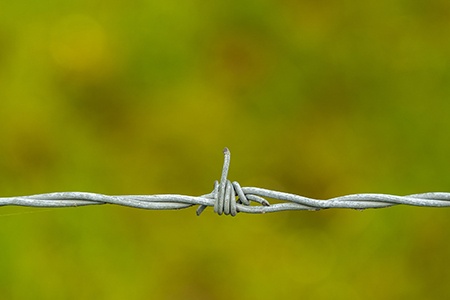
[{"x1": 1, "y1": 148, "x2": 450, "y2": 216}]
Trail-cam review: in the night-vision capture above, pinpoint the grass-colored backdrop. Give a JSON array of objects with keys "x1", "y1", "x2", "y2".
[{"x1": 0, "y1": 1, "x2": 449, "y2": 299}]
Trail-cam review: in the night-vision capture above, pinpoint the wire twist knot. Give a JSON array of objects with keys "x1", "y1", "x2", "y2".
[{"x1": 196, "y1": 148, "x2": 269, "y2": 216}]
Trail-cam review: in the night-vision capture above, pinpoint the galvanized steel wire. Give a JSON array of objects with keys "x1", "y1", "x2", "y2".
[{"x1": 1, "y1": 148, "x2": 450, "y2": 216}]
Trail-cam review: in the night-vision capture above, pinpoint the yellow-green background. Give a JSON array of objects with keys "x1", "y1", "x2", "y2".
[{"x1": 1, "y1": 1, "x2": 450, "y2": 299}]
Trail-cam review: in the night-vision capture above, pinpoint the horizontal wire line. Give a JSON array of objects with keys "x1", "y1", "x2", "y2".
[{"x1": 1, "y1": 148, "x2": 449, "y2": 216}]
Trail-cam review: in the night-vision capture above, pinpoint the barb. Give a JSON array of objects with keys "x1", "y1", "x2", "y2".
[{"x1": 1, "y1": 148, "x2": 450, "y2": 216}]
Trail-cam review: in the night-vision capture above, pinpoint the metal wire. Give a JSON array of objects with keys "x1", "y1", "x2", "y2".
[{"x1": 1, "y1": 148, "x2": 450, "y2": 216}]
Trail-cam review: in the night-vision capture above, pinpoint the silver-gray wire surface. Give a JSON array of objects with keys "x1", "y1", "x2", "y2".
[{"x1": 1, "y1": 148, "x2": 450, "y2": 216}]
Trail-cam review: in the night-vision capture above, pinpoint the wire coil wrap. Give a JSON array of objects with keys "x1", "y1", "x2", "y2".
[{"x1": 1, "y1": 148, "x2": 449, "y2": 216}]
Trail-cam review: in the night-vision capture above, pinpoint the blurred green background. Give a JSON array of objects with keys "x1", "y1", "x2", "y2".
[{"x1": 1, "y1": 0, "x2": 450, "y2": 299}]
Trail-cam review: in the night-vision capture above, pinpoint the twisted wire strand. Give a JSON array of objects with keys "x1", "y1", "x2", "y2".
[{"x1": 1, "y1": 148, "x2": 450, "y2": 216}]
